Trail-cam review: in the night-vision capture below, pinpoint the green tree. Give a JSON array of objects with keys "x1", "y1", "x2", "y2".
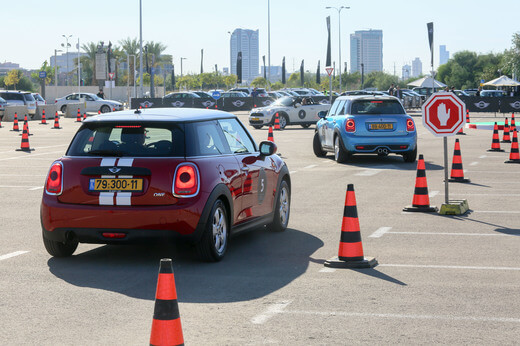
[
  {"x1": 251, "y1": 77, "x2": 269, "y2": 88},
  {"x1": 30, "y1": 61, "x2": 54, "y2": 85},
  {"x1": 223, "y1": 75, "x2": 237, "y2": 89},
  {"x1": 271, "y1": 81, "x2": 284, "y2": 90},
  {"x1": 4, "y1": 69, "x2": 22, "y2": 89}
]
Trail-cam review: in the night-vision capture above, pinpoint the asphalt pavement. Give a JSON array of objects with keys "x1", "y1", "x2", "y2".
[{"x1": 0, "y1": 110, "x2": 518, "y2": 345}]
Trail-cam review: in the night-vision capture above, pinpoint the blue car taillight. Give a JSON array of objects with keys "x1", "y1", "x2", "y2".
[{"x1": 406, "y1": 118, "x2": 415, "y2": 132}]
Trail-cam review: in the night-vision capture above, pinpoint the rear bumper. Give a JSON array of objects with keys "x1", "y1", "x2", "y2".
[
  {"x1": 41, "y1": 193, "x2": 208, "y2": 244},
  {"x1": 343, "y1": 134, "x2": 417, "y2": 153}
]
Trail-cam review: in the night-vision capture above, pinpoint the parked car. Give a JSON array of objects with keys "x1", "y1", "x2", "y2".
[
  {"x1": 267, "y1": 91, "x2": 283, "y2": 99},
  {"x1": 453, "y1": 90, "x2": 469, "y2": 97},
  {"x1": 0, "y1": 96, "x2": 7, "y2": 118},
  {"x1": 249, "y1": 96, "x2": 331, "y2": 129},
  {"x1": 221, "y1": 91, "x2": 249, "y2": 98},
  {"x1": 40, "y1": 108, "x2": 291, "y2": 262},
  {"x1": 32, "y1": 93, "x2": 46, "y2": 106},
  {"x1": 163, "y1": 92, "x2": 201, "y2": 100},
  {"x1": 480, "y1": 90, "x2": 506, "y2": 97},
  {"x1": 464, "y1": 88, "x2": 479, "y2": 96},
  {"x1": 55, "y1": 93, "x2": 123, "y2": 114},
  {"x1": 229, "y1": 87, "x2": 252, "y2": 95},
  {"x1": 0, "y1": 90, "x2": 37, "y2": 116},
  {"x1": 191, "y1": 91, "x2": 213, "y2": 98},
  {"x1": 290, "y1": 89, "x2": 314, "y2": 96},
  {"x1": 313, "y1": 95, "x2": 417, "y2": 163}
]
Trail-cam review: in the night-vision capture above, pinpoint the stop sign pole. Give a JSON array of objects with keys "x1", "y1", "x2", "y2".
[{"x1": 422, "y1": 92, "x2": 466, "y2": 204}]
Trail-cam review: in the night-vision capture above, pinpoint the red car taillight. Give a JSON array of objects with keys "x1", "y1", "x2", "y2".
[
  {"x1": 345, "y1": 118, "x2": 356, "y2": 132},
  {"x1": 173, "y1": 163, "x2": 200, "y2": 197},
  {"x1": 406, "y1": 118, "x2": 415, "y2": 132},
  {"x1": 45, "y1": 162, "x2": 63, "y2": 195}
]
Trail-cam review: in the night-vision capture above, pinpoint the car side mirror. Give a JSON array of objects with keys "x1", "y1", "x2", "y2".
[
  {"x1": 318, "y1": 110, "x2": 328, "y2": 118},
  {"x1": 259, "y1": 140, "x2": 277, "y2": 156},
  {"x1": 294, "y1": 103, "x2": 301, "y2": 108}
]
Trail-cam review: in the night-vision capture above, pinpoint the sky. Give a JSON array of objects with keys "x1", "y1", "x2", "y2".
[{"x1": 2, "y1": 0, "x2": 520, "y2": 78}]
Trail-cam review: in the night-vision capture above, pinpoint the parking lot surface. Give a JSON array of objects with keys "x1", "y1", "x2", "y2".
[{"x1": 0, "y1": 111, "x2": 519, "y2": 344}]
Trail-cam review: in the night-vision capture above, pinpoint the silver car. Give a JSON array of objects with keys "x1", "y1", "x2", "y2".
[
  {"x1": 0, "y1": 91, "x2": 37, "y2": 116},
  {"x1": 55, "y1": 93, "x2": 123, "y2": 114}
]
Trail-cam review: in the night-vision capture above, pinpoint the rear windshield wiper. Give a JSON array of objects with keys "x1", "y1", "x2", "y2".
[{"x1": 87, "y1": 150, "x2": 124, "y2": 157}]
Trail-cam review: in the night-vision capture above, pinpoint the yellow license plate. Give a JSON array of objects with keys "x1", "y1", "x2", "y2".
[
  {"x1": 251, "y1": 117, "x2": 260, "y2": 121},
  {"x1": 370, "y1": 123, "x2": 393, "y2": 130},
  {"x1": 89, "y1": 178, "x2": 143, "y2": 192}
]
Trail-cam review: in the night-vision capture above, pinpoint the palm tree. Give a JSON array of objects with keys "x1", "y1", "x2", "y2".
[{"x1": 80, "y1": 42, "x2": 99, "y2": 85}]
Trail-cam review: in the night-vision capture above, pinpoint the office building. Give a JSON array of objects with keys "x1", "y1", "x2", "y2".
[
  {"x1": 439, "y1": 45, "x2": 449, "y2": 65},
  {"x1": 402, "y1": 64, "x2": 411, "y2": 81},
  {"x1": 230, "y1": 28, "x2": 259, "y2": 83},
  {"x1": 50, "y1": 52, "x2": 87, "y2": 73},
  {"x1": 260, "y1": 66, "x2": 282, "y2": 81},
  {"x1": 349, "y1": 29, "x2": 383, "y2": 73},
  {"x1": 412, "y1": 58, "x2": 422, "y2": 78}
]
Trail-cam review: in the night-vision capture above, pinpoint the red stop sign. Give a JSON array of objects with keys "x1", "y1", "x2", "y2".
[{"x1": 422, "y1": 92, "x2": 466, "y2": 137}]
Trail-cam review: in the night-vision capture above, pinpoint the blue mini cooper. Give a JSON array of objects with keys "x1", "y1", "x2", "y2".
[{"x1": 313, "y1": 95, "x2": 417, "y2": 163}]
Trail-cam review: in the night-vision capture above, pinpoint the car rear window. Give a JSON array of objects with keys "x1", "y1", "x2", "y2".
[
  {"x1": 351, "y1": 100, "x2": 405, "y2": 115},
  {"x1": 67, "y1": 122, "x2": 185, "y2": 157},
  {"x1": 0, "y1": 93, "x2": 24, "y2": 101},
  {"x1": 23, "y1": 94, "x2": 35, "y2": 102}
]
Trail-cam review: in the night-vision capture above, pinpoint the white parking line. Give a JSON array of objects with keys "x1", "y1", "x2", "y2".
[
  {"x1": 0, "y1": 251, "x2": 29, "y2": 261},
  {"x1": 379, "y1": 264, "x2": 520, "y2": 271},
  {"x1": 283, "y1": 309, "x2": 520, "y2": 323},
  {"x1": 303, "y1": 164, "x2": 317, "y2": 169},
  {"x1": 289, "y1": 170, "x2": 298, "y2": 174},
  {"x1": 473, "y1": 210, "x2": 520, "y2": 214},
  {"x1": 429, "y1": 190, "x2": 439, "y2": 198},
  {"x1": 0, "y1": 150, "x2": 64, "y2": 161},
  {"x1": 28, "y1": 186, "x2": 44, "y2": 191},
  {"x1": 369, "y1": 227, "x2": 392, "y2": 238},
  {"x1": 469, "y1": 161, "x2": 479, "y2": 166},
  {"x1": 0, "y1": 185, "x2": 42, "y2": 189},
  {"x1": 251, "y1": 301, "x2": 292, "y2": 324},
  {"x1": 478, "y1": 155, "x2": 487, "y2": 159},
  {"x1": 355, "y1": 169, "x2": 381, "y2": 176},
  {"x1": 384, "y1": 231, "x2": 512, "y2": 237}
]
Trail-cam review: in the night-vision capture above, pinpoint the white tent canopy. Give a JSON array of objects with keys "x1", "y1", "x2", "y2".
[
  {"x1": 483, "y1": 75, "x2": 520, "y2": 87},
  {"x1": 407, "y1": 76, "x2": 447, "y2": 88}
]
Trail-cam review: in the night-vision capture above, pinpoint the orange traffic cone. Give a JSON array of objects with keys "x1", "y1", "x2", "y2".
[
  {"x1": 505, "y1": 130, "x2": 520, "y2": 164},
  {"x1": 502, "y1": 118, "x2": 511, "y2": 143},
  {"x1": 40, "y1": 109, "x2": 47, "y2": 125},
  {"x1": 83, "y1": 112, "x2": 87, "y2": 121},
  {"x1": 324, "y1": 184, "x2": 377, "y2": 268},
  {"x1": 403, "y1": 154, "x2": 438, "y2": 212},
  {"x1": 511, "y1": 113, "x2": 517, "y2": 132},
  {"x1": 76, "y1": 108, "x2": 82, "y2": 122},
  {"x1": 487, "y1": 122, "x2": 504, "y2": 152},
  {"x1": 20, "y1": 118, "x2": 32, "y2": 136},
  {"x1": 267, "y1": 125, "x2": 274, "y2": 142},
  {"x1": 52, "y1": 111, "x2": 61, "y2": 129},
  {"x1": 11, "y1": 112, "x2": 19, "y2": 132},
  {"x1": 456, "y1": 125, "x2": 465, "y2": 135},
  {"x1": 449, "y1": 139, "x2": 470, "y2": 183},
  {"x1": 16, "y1": 123, "x2": 33, "y2": 152},
  {"x1": 150, "y1": 259, "x2": 184, "y2": 346},
  {"x1": 274, "y1": 112, "x2": 281, "y2": 130}
]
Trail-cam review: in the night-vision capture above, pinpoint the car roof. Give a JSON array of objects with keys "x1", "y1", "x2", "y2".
[
  {"x1": 334, "y1": 95, "x2": 399, "y2": 102},
  {"x1": 83, "y1": 107, "x2": 236, "y2": 123}
]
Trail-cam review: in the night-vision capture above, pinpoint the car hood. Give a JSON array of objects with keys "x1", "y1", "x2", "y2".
[{"x1": 251, "y1": 105, "x2": 290, "y2": 114}]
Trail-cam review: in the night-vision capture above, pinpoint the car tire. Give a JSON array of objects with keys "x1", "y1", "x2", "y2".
[
  {"x1": 196, "y1": 199, "x2": 228, "y2": 262},
  {"x1": 252, "y1": 125, "x2": 263, "y2": 130},
  {"x1": 334, "y1": 135, "x2": 350, "y2": 163},
  {"x1": 278, "y1": 113, "x2": 289, "y2": 129},
  {"x1": 313, "y1": 132, "x2": 326, "y2": 157},
  {"x1": 60, "y1": 105, "x2": 67, "y2": 114},
  {"x1": 300, "y1": 124, "x2": 311, "y2": 128},
  {"x1": 403, "y1": 147, "x2": 417, "y2": 163},
  {"x1": 100, "y1": 105, "x2": 111, "y2": 113},
  {"x1": 42, "y1": 232, "x2": 78, "y2": 257},
  {"x1": 268, "y1": 180, "x2": 290, "y2": 232}
]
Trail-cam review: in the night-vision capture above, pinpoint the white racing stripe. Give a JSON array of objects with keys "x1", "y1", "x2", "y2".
[
  {"x1": 116, "y1": 158, "x2": 134, "y2": 206},
  {"x1": 99, "y1": 158, "x2": 117, "y2": 205}
]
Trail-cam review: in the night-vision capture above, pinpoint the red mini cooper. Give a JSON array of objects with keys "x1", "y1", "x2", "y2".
[{"x1": 41, "y1": 108, "x2": 291, "y2": 261}]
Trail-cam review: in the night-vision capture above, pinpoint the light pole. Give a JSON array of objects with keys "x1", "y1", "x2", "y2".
[
  {"x1": 267, "y1": 0, "x2": 271, "y2": 90},
  {"x1": 61, "y1": 34, "x2": 72, "y2": 86},
  {"x1": 139, "y1": 0, "x2": 143, "y2": 97},
  {"x1": 326, "y1": 6, "x2": 350, "y2": 93},
  {"x1": 54, "y1": 49, "x2": 62, "y2": 101}
]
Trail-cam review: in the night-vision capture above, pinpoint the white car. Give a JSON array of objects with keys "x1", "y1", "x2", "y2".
[
  {"x1": 55, "y1": 93, "x2": 123, "y2": 114},
  {"x1": 249, "y1": 96, "x2": 331, "y2": 129}
]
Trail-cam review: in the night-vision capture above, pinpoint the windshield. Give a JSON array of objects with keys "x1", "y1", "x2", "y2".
[
  {"x1": 67, "y1": 122, "x2": 185, "y2": 157},
  {"x1": 351, "y1": 100, "x2": 405, "y2": 115},
  {"x1": 272, "y1": 97, "x2": 294, "y2": 107}
]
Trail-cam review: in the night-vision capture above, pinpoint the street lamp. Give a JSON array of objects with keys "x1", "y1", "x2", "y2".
[
  {"x1": 61, "y1": 34, "x2": 72, "y2": 86},
  {"x1": 326, "y1": 6, "x2": 350, "y2": 93}
]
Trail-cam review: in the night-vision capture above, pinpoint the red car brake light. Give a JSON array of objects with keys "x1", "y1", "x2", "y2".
[
  {"x1": 345, "y1": 118, "x2": 356, "y2": 132},
  {"x1": 406, "y1": 118, "x2": 415, "y2": 132},
  {"x1": 173, "y1": 163, "x2": 200, "y2": 197},
  {"x1": 45, "y1": 162, "x2": 63, "y2": 195}
]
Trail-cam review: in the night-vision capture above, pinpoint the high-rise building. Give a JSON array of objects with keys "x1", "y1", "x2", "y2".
[
  {"x1": 402, "y1": 64, "x2": 411, "y2": 81},
  {"x1": 412, "y1": 58, "x2": 422, "y2": 78},
  {"x1": 230, "y1": 28, "x2": 259, "y2": 83},
  {"x1": 50, "y1": 52, "x2": 87, "y2": 73},
  {"x1": 439, "y1": 45, "x2": 449, "y2": 65},
  {"x1": 349, "y1": 29, "x2": 383, "y2": 73}
]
